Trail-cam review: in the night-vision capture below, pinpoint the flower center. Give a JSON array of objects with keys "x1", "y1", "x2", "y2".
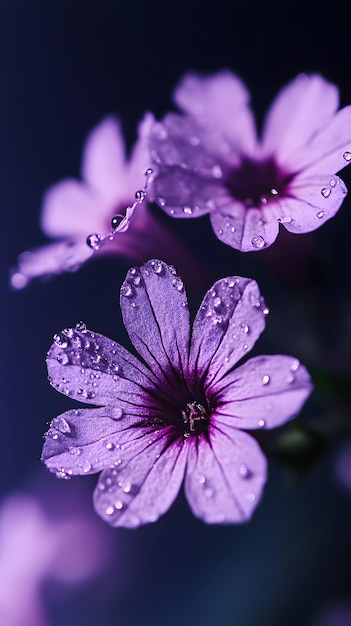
[
  {"x1": 181, "y1": 401, "x2": 209, "y2": 436},
  {"x1": 224, "y1": 156, "x2": 293, "y2": 208}
]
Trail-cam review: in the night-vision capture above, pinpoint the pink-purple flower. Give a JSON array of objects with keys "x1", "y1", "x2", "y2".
[
  {"x1": 10, "y1": 114, "x2": 194, "y2": 289},
  {"x1": 149, "y1": 71, "x2": 351, "y2": 251},
  {"x1": 42, "y1": 259, "x2": 312, "y2": 527},
  {"x1": 0, "y1": 483, "x2": 111, "y2": 626}
]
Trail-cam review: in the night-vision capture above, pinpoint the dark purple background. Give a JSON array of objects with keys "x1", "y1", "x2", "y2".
[{"x1": 1, "y1": 1, "x2": 351, "y2": 625}]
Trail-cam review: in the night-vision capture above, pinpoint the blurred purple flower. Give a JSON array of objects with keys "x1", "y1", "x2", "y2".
[
  {"x1": 314, "y1": 603, "x2": 351, "y2": 626},
  {"x1": 10, "y1": 115, "x2": 199, "y2": 289},
  {"x1": 0, "y1": 482, "x2": 112, "y2": 626},
  {"x1": 149, "y1": 71, "x2": 351, "y2": 251},
  {"x1": 42, "y1": 259, "x2": 312, "y2": 528},
  {"x1": 335, "y1": 441, "x2": 351, "y2": 491}
]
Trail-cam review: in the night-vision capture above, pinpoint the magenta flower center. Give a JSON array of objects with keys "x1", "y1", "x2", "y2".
[
  {"x1": 224, "y1": 157, "x2": 293, "y2": 208},
  {"x1": 181, "y1": 400, "x2": 209, "y2": 436}
]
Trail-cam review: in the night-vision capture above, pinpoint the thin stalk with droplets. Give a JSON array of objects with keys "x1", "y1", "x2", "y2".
[{"x1": 86, "y1": 168, "x2": 154, "y2": 251}]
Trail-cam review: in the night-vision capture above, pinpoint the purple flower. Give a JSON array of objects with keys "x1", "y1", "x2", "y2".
[
  {"x1": 0, "y1": 482, "x2": 112, "y2": 626},
  {"x1": 10, "y1": 114, "x2": 197, "y2": 289},
  {"x1": 149, "y1": 71, "x2": 351, "y2": 251},
  {"x1": 42, "y1": 260, "x2": 312, "y2": 527}
]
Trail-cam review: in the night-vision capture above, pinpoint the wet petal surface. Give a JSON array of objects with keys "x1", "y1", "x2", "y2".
[
  {"x1": 94, "y1": 433, "x2": 187, "y2": 527},
  {"x1": 213, "y1": 354, "x2": 312, "y2": 430},
  {"x1": 189, "y1": 277, "x2": 267, "y2": 388},
  {"x1": 120, "y1": 260, "x2": 190, "y2": 385},
  {"x1": 185, "y1": 427, "x2": 267, "y2": 523}
]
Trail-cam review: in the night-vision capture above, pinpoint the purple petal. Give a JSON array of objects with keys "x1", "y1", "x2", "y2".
[
  {"x1": 288, "y1": 105, "x2": 351, "y2": 176},
  {"x1": 120, "y1": 260, "x2": 190, "y2": 385},
  {"x1": 212, "y1": 354, "x2": 312, "y2": 430},
  {"x1": 279, "y1": 175, "x2": 347, "y2": 233},
  {"x1": 189, "y1": 277, "x2": 267, "y2": 388},
  {"x1": 41, "y1": 406, "x2": 161, "y2": 477},
  {"x1": 10, "y1": 241, "x2": 93, "y2": 289},
  {"x1": 184, "y1": 426, "x2": 267, "y2": 523},
  {"x1": 150, "y1": 166, "x2": 223, "y2": 218},
  {"x1": 94, "y1": 434, "x2": 187, "y2": 527},
  {"x1": 47, "y1": 326, "x2": 164, "y2": 405},
  {"x1": 126, "y1": 112, "x2": 155, "y2": 187},
  {"x1": 41, "y1": 179, "x2": 106, "y2": 239},
  {"x1": 210, "y1": 202, "x2": 280, "y2": 252},
  {"x1": 173, "y1": 70, "x2": 257, "y2": 154},
  {"x1": 81, "y1": 116, "x2": 129, "y2": 203},
  {"x1": 261, "y1": 74, "x2": 339, "y2": 163},
  {"x1": 149, "y1": 114, "x2": 229, "y2": 217}
]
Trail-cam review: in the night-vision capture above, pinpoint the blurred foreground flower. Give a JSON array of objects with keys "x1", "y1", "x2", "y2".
[
  {"x1": 42, "y1": 260, "x2": 312, "y2": 528},
  {"x1": 11, "y1": 115, "x2": 202, "y2": 289},
  {"x1": 150, "y1": 71, "x2": 350, "y2": 251},
  {"x1": 314, "y1": 603, "x2": 351, "y2": 626},
  {"x1": 0, "y1": 480, "x2": 112, "y2": 626},
  {"x1": 335, "y1": 441, "x2": 351, "y2": 491}
]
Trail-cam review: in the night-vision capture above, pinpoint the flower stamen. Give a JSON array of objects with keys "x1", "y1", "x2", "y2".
[{"x1": 181, "y1": 401, "x2": 209, "y2": 435}]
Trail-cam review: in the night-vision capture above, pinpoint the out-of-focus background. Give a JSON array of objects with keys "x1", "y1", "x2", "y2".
[{"x1": 1, "y1": 1, "x2": 351, "y2": 625}]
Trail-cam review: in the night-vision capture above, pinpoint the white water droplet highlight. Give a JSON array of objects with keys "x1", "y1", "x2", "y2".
[{"x1": 251, "y1": 236, "x2": 265, "y2": 249}]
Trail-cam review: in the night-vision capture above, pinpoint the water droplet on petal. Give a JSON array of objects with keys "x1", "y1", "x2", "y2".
[
  {"x1": 105, "y1": 442, "x2": 115, "y2": 451},
  {"x1": 123, "y1": 482, "x2": 132, "y2": 493},
  {"x1": 57, "y1": 353, "x2": 69, "y2": 365},
  {"x1": 317, "y1": 210, "x2": 325, "y2": 218},
  {"x1": 75, "y1": 321, "x2": 87, "y2": 332},
  {"x1": 258, "y1": 419, "x2": 265, "y2": 428},
  {"x1": 321, "y1": 187, "x2": 331, "y2": 198},
  {"x1": 110, "y1": 407, "x2": 123, "y2": 420},
  {"x1": 145, "y1": 167, "x2": 153, "y2": 176},
  {"x1": 263, "y1": 307, "x2": 270, "y2": 315},
  {"x1": 54, "y1": 333, "x2": 68, "y2": 348},
  {"x1": 135, "y1": 189, "x2": 145, "y2": 201},
  {"x1": 86, "y1": 234, "x2": 102, "y2": 250},
  {"x1": 329, "y1": 178, "x2": 337, "y2": 187},
  {"x1": 105, "y1": 505, "x2": 115, "y2": 515},
  {"x1": 251, "y1": 236, "x2": 265, "y2": 249},
  {"x1": 246, "y1": 491, "x2": 256, "y2": 502},
  {"x1": 172, "y1": 277, "x2": 184, "y2": 292},
  {"x1": 211, "y1": 165, "x2": 223, "y2": 178},
  {"x1": 343, "y1": 151, "x2": 351, "y2": 161},
  {"x1": 189, "y1": 136, "x2": 200, "y2": 146},
  {"x1": 183, "y1": 206, "x2": 193, "y2": 215},
  {"x1": 82, "y1": 461, "x2": 92, "y2": 473},
  {"x1": 111, "y1": 215, "x2": 123, "y2": 231},
  {"x1": 56, "y1": 468, "x2": 71, "y2": 480},
  {"x1": 151, "y1": 260, "x2": 164, "y2": 274},
  {"x1": 239, "y1": 463, "x2": 249, "y2": 477},
  {"x1": 69, "y1": 446, "x2": 81, "y2": 456},
  {"x1": 115, "y1": 500, "x2": 123, "y2": 510},
  {"x1": 290, "y1": 359, "x2": 300, "y2": 371},
  {"x1": 241, "y1": 323, "x2": 249, "y2": 334},
  {"x1": 213, "y1": 297, "x2": 222, "y2": 308},
  {"x1": 262, "y1": 374, "x2": 270, "y2": 385},
  {"x1": 52, "y1": 416, "x2": 71, "y2": 434},
  {"x1": 121, "y1": 282, "x2": 134, "y2": 298}
]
